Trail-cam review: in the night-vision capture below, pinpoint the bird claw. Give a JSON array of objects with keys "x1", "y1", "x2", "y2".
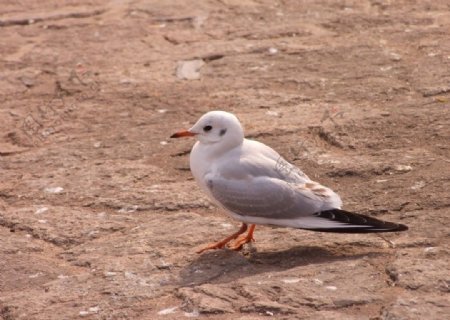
[
  {"x1": 196, "y1": 242, "x2": 226, "y2": 254},
  {"x1": 227, "y1": 234, "x2": 255, "y2": 251},
  {"x1": 196, "y1": 224, "x2": 255, "y2": 254}
]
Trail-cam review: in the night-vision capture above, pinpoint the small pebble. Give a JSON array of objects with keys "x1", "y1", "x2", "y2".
[
  {"x1": 44, "y1": 187, "x2": 64, "y2": 194},
  {"x1": 157, "y1": 307, "x2": 178, "y2": 315},
  {"x1": 29, "y1": 272, "x2": 42, "y2": 278},
  {"x1": 87, "y1": 230, "x2": 99, "y2": 237},
  {"x1": 20, "y1": 76, "x2": 35, "y2": 88},
  {"x1": 390, "y1": 52, "x2": 401, "y2": 61},
  {"x1": 119, "y1": 78, "x2": 134, "y2": 84},
  {"x1": 97, "y1": 212, "x2": 106, "y2": 218},
  {"x1": 313, "y1": 278, "x2": 323, "y2": 285},
  {"x1": 411, "y1": 181, "x2": 425, "y2": 190},
  {"x1": 89, "y1": 306, "x2": 100, "y2": 313},
  {"x1": 35, "y1": 207, "x2": 49, "y2": 214},
  {"x1": 282, "y1": 278, "x2": 300, "y2": 284},
  {"x1": 176, "y1": 59, "x2": 205, "y2": 80},
  {"x1": 184, "y1": 310, "x2": 200, "y2": 317},
  {"x1": 266, "y1": 110, "x2": 279, "y2": 117},
  {"x1": 394, "y1": 165, "x2": 412, "y2": 172},
  {"x1": 157, "y1": 260, "x2": 172, "y2": 270},
  {"x1": 104, "y1": 271, "x2": 117, "y2": 277},
  {"x1": 118, "y1": 205, "x2": 138, "y2": 213}
]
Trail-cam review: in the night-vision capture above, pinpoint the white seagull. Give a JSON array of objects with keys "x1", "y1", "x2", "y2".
[{"x1": 171, "y1": 111, "x2": 408, "y2": 253}]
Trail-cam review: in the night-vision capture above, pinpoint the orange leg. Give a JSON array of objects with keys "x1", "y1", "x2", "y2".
[
  {"x1": 228, "y1": 224, "x2": 256, "y2": 251},
  {"x1": 196, "y1": 223, "x2": 248, "y2": 254}
]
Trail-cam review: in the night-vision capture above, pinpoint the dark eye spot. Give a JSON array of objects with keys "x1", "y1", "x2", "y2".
[
  {"x1": 203, "y1": 125, "x2": 212, "y2": 132},
  {"x1": 219, "y1": 129, "x2": 227, "y2": 136}
]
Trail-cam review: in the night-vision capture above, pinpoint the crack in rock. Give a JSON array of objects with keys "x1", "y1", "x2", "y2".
[{"x1": 0, "y1": 9, "x2": 106, "y2": 27}]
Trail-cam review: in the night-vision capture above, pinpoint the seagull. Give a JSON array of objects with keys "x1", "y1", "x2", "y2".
[{"x1": 171, "y1": 111, "x2": 408, "y2": 253}]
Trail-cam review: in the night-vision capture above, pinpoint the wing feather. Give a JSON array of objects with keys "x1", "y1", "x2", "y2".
[{"x1": 206, "y1": 175, "x2": 341, "y2": 220}]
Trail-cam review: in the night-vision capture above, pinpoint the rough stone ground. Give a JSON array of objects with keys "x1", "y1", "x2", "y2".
[{"x1": 0, "y1": 0, "x2": 449, "y2": 319}]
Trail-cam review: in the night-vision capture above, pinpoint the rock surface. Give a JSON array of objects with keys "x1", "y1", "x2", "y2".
[{"x1": 1, "y1": 0, "x2": 449, "y2": 319}]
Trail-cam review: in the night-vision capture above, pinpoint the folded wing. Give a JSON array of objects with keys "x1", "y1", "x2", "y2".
[
  {"x1": 207, "y1": 175, "x2": 339, "y2": 220},
  {"x1": 206, "y1": 175, "x2": 407, "y2": 232}
]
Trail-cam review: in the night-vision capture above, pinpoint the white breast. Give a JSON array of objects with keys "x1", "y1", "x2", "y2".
[{"x1": 189, "y1": 142, "x2": 214, "y2": 196}]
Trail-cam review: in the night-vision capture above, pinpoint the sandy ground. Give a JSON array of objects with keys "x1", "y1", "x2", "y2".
[{"x1": 1, "y1": 0, "x2": 449, "y2": 319}]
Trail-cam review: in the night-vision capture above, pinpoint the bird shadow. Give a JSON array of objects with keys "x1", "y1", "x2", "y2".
[{"x1": 176, "y1": 244, "x2": 384, "y2": 287}]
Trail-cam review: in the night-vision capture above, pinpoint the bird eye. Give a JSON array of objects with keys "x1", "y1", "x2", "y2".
[{"x1": 203, "y1": 125, "x2": 212, "y2": 132}]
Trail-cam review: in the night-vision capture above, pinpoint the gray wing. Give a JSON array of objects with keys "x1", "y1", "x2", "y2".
[
  {"x1": 206, "y1": 175, "x2": 407, "y2": 232},
  {"x1": 216, "y1": 139, "x2": 311, "y2": 184},
  {"x1": 206, "y1": 175, "x2": 341, "y2": 220}
]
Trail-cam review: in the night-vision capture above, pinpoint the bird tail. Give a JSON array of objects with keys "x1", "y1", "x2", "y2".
[{"x1": 305, "y1": 209, "x2": 408, "y2": 233}]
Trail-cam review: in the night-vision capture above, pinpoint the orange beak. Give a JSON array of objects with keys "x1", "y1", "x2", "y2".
[{"x1": 170, "y1": 130, "x2": 197, "y2": 138}]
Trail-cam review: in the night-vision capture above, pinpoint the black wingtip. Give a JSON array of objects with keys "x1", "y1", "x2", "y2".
[
  {"x1": 395, "y1": 223, "x2": 409, "y2": 232},
  {"x1": 307, "y1": 209, "x2": 409, "y2": 234}
]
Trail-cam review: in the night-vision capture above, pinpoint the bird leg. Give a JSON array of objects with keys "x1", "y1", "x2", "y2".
[
  {"x1": 228, "y1": 224, "x2": 256, "y2": 251},
  {"x1": 196, "y1": 223, "x2": 248, "y2": 254}
]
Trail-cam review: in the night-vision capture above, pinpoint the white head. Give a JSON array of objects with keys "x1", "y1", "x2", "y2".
[{"x1": 171, "y1": 111, "x2": 244, "y2": 150}]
